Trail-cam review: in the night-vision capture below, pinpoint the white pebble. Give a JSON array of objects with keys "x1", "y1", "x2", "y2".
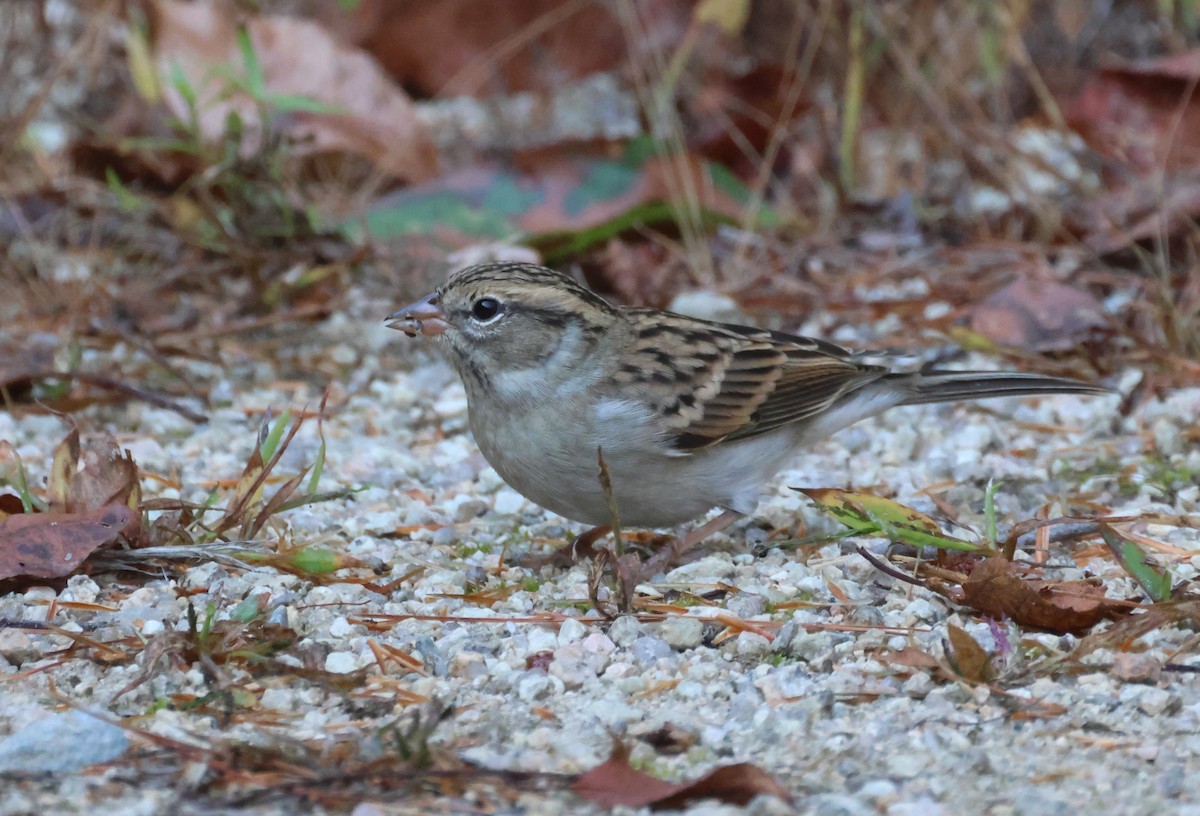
[
  {"x1": 492, "y1": 488, "x2": 528, "y2": 515},
  {"x1": 324, "y1": 651, "x2": 362, "y2": 674}
]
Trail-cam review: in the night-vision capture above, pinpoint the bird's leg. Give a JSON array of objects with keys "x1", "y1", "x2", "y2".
[
  {"x1": 569, "y1": 524, "x2": 613, "y2": 560},
  {"x1": 641, "y1": 510, "x2": 743, "y2": 576},
  {"x1": 520, "y1": 524, "x2": 612, "y2": 569}
]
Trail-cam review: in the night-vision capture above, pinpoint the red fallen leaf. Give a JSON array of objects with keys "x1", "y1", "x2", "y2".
[
  {"x1": 686, "y1": 62, "x2": 813, "y2": 175},
  {"x1": 1067, "y1": 49, "x2": 1200, "y2": 173},
  {"x1": 350, "y1": 0, "x2": 687, "y2": 97},
  {"x1": 150, "y1": 0, "x2": 438, "y2": 183},
  {"x1": 0, "y1": 504, "x2": 141, "y2": 581},
  {"x1": 572, "y1": 739, "x2": 792, "y2": 810},
  {"x1": 960, "y1": 557, "x2": 1130, "y2": 636},
  {"x1": 969, "y1": 276, "x2": 1108, "y2": 352}
]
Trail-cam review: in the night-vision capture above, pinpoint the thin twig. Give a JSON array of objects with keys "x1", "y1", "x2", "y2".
[{"x1": 25, "y1": 370, "x2": 207, "y2": 422}]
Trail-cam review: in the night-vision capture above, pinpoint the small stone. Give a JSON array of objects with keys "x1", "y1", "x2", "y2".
[
  {"x1": 61, "y1": 575, "x2": 100, "y2": 604},
  {"x1": 755, "y1": 664, "x2": 814, "y2": 705},
  {"x1": 524, "y1": 627, "x2": 559, "y2": 655},
  {"x1": 549, "y1": 653, "x2": 595, "y2": 689},
  {"x1": 0, "y1": 711, "x2": 128, "y2": 773},
  {"x1": 324, "y1": 650, "x2": 362, "y2": 674},
  {"x1": 433, "y1": 388, "x2": 468, "y2": 418},
  {"x1": 182, "y1": 561, "x2": 227, "y2": 592},
  {"x1": 328, "y1": 616, "x2": 356, "y2": 638},
  {"x1": 726, "y1": 593, "x2": 767, "y2": 619},
  {"x1": 859, "y1": 779, "x2": 898, "y2": 802},
  {"x1": 260, "y1": 688, "x2": 296, "y2": 711},
  {"x1": 1153, "y1": 418, "x2": 1184, "y2": 456},
  {"x1": 902, "y1": 671, "x2": 934, "y2": 699},
  {"x1": 848, "y1": 605, "x2": 884, "y2": 627},
  {"x1": 1111, "y1": 652, "x2": 1161, "y2": 683},
  {"x1": 668, "y1": 290, "x2": 744, "y2": 323},
  {"x1": 1159, "y1": 762, "x2": 1186, "y2": 799},
  {"x1": 903, "y1": 598, "x2": 939, "y2": 622},
  {"x1": 0, "y1": 629, "x2": 38, "y2": 664},
  {"x1": 657, "y1": 616, "x2": 704, "y2": 650},
  {"x1": 886, "y1": 752, "x2": 924, "y2": 779},
  {"x1": 451, "y1": 497, "x2": 489, "y2": 523},
  {"x1": 492, "y1": 488, "x2": 527, "y2": 515},
  {"x1": 735, "y1": 632, "x2": 772, "y2": 660},
  {"x1": 581, "y1": 632, "x2": 615, "y2": 656},
  {"x1": 888, "y1": 797, "x2": 946, "y2": 816},
  {"x1": 804, "y1": 793, "x2": 874, "y2": 816},
  {"x1": 557, "y1": 617, "x2": 588, "y2": 645},
  {"x1": 607, "y1": 615, "x2": 643, "y2": 647},
  {"x1": 449, "y1": 651, "x2": 488, "y2": 680},
  {"x1": 517, "y1": 671, "x2": 560, "y2": 701},
  {"x1": 603, "y1": 661, "x2": 636, "y2": 680},
  {"x1": 787, "y1": 631, "x2": 832, "y2": 663},
  {"x1": 1135, "y1": 686, "x2": 1173, "y2": 716},
  {"x1": 631, "y1": 636, "x2": 672, "y2": 664}
]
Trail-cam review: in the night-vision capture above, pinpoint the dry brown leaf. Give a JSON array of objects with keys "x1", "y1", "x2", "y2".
[
  {"x1": 969, "y1": 276, "x2": 1108, "y2": 352},
  {"x1": 571, "y1": 739, "x2": 792, "y2": 809},
  {"x1": 961, "y1": 557, "x2": 1130, "y2": 636},
  {"x1": 946, "y1": 623, "x2": 992, "y2": 683},
  {"x1": 48, "y1": 427, "x2": 141, "y2": 515},
  {"x1": 0, "y1": 504, "x2": 141, "y2": 581},
  {"x1": 1066, "y1": 600, "x2": 1200, "y2": 664},
  {"x1": 151, "y1": 0, "x2": 438, "y2": 182}
]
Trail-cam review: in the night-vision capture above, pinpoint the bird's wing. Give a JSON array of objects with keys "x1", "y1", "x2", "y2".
[{"x1": 611, "y1": 310, "x2": 886, "y2": 452}]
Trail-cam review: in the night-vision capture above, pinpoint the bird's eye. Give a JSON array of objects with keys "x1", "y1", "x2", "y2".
[{"x1": 471, "y1": 297, "x2": 502, "y2": 322}]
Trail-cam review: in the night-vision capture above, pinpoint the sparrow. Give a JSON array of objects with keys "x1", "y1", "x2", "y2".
[{"x1": 387, "y1": 262, "x2": 1108, "y2": 548}]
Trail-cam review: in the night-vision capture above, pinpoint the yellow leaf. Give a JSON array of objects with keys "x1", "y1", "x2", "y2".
[
  {"x1": 125, "y1": 22, "x2": 161, "y2": 103},
  {"x1": 799, "y1": 488, "x2": 942, "y2": 534},
  {"x1": 695, "y1": 0, "x2": 750, "y2": 35}
]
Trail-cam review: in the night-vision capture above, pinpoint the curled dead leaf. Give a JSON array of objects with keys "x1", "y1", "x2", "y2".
[
  {"x1": 49, "y1": 427, "x2": 140, "y2": 514},
  {"x1": 961, "y1": 557, "x2": 1130, "y2": 636}
]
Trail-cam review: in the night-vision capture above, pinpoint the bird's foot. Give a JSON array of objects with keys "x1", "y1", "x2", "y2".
[
  {"x1": 520, "y1": 524, "x2": 612, "y2": 570},
  {"x1": 639, "y1": 510, "x2": 743, "y2": 577}
]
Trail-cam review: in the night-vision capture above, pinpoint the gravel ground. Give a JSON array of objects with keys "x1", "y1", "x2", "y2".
[{"x1": 1, "y1": 286, "x2": 1199, "y2": 816}]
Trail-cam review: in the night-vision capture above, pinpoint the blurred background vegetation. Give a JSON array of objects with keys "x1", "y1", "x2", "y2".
[{"x1": 1, "y1": 0, "x2": 1198, "y2": 416}]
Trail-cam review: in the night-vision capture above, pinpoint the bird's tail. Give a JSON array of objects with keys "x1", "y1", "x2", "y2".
[{"x1": 888, "y1": 371, "x2": 1111, "y2": 407}]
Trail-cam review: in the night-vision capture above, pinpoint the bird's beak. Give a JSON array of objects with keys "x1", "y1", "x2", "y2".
[{"x1": 386, "y1": 292, "x2": 449, "y2": 337}]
